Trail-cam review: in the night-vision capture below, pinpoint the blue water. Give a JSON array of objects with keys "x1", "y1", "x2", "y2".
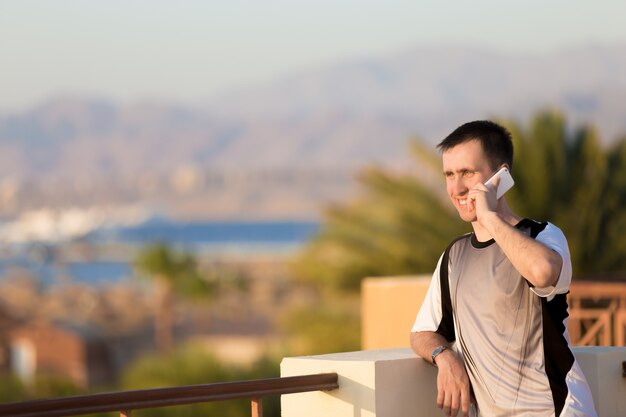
[
  {"x1": 86, "y1": 219, "x2": 320, "y2": 246},
  {"x1": 64, "y1": 261, "x2": 134, "y2": 285},
  {"x1": 0, "y1": 220, "x2": 320, "y2": 285}
]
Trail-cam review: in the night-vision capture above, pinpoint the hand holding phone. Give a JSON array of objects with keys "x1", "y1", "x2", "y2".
[{"x1": 484, "y1": 167, "x2": 514, "y2": 199}]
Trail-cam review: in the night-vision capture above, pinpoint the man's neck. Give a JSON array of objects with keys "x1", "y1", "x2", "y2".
[{"x1": 471, "y1": 202, "x2": 522, "y2": 242}]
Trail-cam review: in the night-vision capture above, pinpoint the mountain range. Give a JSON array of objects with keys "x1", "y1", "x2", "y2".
[{"x1": 2, "y1": 43, "x2": 626, "y2": 182}]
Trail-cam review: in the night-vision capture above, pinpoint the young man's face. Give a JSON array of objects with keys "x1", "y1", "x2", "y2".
[{"x1": 442, "y1": 139, "x2": 497, "y2": 223}]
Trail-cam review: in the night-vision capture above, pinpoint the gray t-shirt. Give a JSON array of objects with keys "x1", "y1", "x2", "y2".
[{"x1": 412, "y1": 219, "x2": 597, "y2": 417}]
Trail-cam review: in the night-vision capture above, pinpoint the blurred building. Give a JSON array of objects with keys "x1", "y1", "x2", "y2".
[
  {"x1": 0, "y1": 305, "x2": 15, "y2": 373},
  {"x1": 7, "y1": 321, "x2": 114, "y2": 389}
]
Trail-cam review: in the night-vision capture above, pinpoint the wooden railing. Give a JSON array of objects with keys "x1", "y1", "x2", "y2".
[
  {"x1": 568, "y1": 281, "x2": 626, "y2": 346},
  {"x1": 0, "y1": 373, "x2": 339, "y2": 417}
]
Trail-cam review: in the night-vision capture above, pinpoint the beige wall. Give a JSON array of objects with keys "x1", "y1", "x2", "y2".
[{"x1": 361, "y1": 276, "x2": 431, "y2": 350}]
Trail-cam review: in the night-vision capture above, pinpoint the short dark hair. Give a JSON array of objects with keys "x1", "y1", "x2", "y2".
[{"x1": 437, "y1": 120, "x2": 514, "y2": 171}]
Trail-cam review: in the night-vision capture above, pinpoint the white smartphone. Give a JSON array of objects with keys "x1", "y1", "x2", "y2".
[{"x1": 484, "y1": 167, "x2": 514, "y2": 199}]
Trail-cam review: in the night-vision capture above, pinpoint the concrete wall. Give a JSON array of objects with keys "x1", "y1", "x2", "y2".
[
  {"x1": 574, "y1": 346, "x2": 626, "y2": 416},
  {"x1": 281, "y1": 348, "x2": 438, "y2": 417},
  {"x1": 361, "y1": 276, "x2": 431, "y2": 350},
  {"x1": 281, "y1": 347, "x2": 626, "y2": 417}
]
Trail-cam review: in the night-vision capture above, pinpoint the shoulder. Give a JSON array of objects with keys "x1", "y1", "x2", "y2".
[
  {"x1": 442, "y1": 233, "x2": 473, "y2": 258},
  {"x1": 446, "y1": 232, "x2": 473, "y2": 251},
  {"x1": 442, "y1": 233, "x2": 473, "y2": 266},
  {"x1": 537, "y1": 222, "x2": 569, "y2": 251},
  {"x1": 516, "y1": 218, "x2": 549, "y2": 237},
  {"x1": 532, "y1": 221, "x2": 567, "y2": 242},
  {"x1": 517, "y1": 219, "x2": 566, "y2": 241},
  {"x1": 521, "y1": 220, "x2": 570, "y2": 257}
]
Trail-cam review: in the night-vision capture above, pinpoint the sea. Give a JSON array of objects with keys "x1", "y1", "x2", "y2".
[{"x1": 0, "y1": 219, "x2": 320, "y2": 286}]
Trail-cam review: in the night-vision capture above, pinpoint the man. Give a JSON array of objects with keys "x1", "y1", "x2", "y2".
[{"x1": 410, "y1": 121, "x2": 597, "y2": 417}]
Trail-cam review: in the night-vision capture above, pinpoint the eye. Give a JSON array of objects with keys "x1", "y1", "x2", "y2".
[{"x1": 462, "y1": 170, "x2": 475, "y2": 178}]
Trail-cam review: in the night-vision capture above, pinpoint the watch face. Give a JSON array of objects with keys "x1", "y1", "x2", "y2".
[{"x1": 431, "y1": 345, "x2": 448, "y2": 365}]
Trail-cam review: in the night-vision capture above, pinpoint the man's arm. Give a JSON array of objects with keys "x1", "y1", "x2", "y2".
[
  {"x1": 411, "y1": 331, "x2": 471, "y2": 417},
  {"x1": 480, "y1": 212, "x2": 562, "y2": 288}
]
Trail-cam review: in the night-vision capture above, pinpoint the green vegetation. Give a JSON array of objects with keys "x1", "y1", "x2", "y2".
[
  {"x1": 120, "y1": 342, "x2": 280, "y2": 417},
  {"x1": 1, "y1": 374, "x2": 91, "y2": 401},
  {"x1": 0, "y1": 373, "x2": 91, "y2": 405},
  {"x1": 505, "y1": 112, "x2": 626, "y2": 275},
  {"x1": 279, "y1": 294, "x2": 361, "y2": 356},
  {"x1": 0, "y1": 374, "x2": 28, "y2": 402},
  {"x1": 0, "y1": 346, "x2": 281, "y2": 417}
]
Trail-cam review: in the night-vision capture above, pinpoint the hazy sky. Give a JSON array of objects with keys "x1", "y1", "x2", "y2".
[{"x1": 1, "y1": 0, "x2": 626, "y2": 112}]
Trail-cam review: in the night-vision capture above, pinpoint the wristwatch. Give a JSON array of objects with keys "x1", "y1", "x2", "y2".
[{"x1": 431, "y1": 345, "x2": 448, "y2": 366}]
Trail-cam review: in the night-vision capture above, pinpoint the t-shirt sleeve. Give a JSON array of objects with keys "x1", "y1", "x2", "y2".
[
  {"x1": 411, "y1": 254, "x2": 445, "y2": 333},
  {"x1": 530, "y1": 222, "x2": 572, "y2": 301}
]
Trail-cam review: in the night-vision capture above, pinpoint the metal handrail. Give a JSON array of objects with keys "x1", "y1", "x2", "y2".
[{"x1": 0, "y1": 373, "x2": 339, "y2": 417}]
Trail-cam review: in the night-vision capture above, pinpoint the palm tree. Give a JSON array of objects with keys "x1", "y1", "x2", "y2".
[
  {"x1": 294, "y1": 110, "x2": 626, "y2": 293},
  {"x1": 504, "y1": 111, "x2": 626, "y2": 275},
  {"x1": 135, "y1": 243, "x2": 211, "y2": 354}
]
